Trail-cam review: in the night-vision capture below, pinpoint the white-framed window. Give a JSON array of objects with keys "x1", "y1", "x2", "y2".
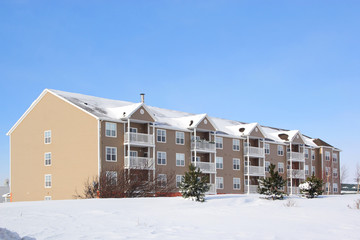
[
  {"x1": 325, "y1": 167, "x2": 330, "y2": 176},
  {"x1": 333, "y1": 168, "x2": 338, "y2": 178},
  {"x1": 105, "y1": 122, "x2": 117, "y2": 137},
  {"x1": 106, "y1": 171, "x2": 118, "y2": 185},
  {"x1": 44, "y1": 152, "x2": 51, "y2": 166},
  {"x1": 232, "y1": 139, "x2": 240, "y2": 151},
  {"x1": 233, "y1": 158, "x2": 240, "y2": 170},
  {"x1": 45, "y1": 174, "x2": 52, "y2": 188},
  {"x1": 332, "y1": 153, "x2": 338, "y2": 162},
  {"x1": 157, "y1": 151, "x2": 167, "y2": 165},
  {"x1": 157, "y1": 129, "x2": 166, "y2": 143},
  {"x1": 191, "y1": 136, "x2": 200, "y2": 141},
  {"x1": 176, "y1": 131, "x2": 185, "y2": 145},
  {"x1": 176, "y1": 153, "x2": 185, "y2": 166},
  {"x1": 44, "y1": 130, "x2": 51, "y2": 144},
  {"x1": 244, "y1": 178, "x2": 249, "y2": 186},
  {"x1": 311, "y1": 150, "x2": 315, "y2": 160},
  {"x1": 176, "y1": 175, "x2": 184, "y2": 188},
  {"x1": 333, "y1": 183, "x2": 338, "y2": 193},
  {"x1": 216, "y1": 157, "x2": 223, "y2": 169},
  {"x1": 305, "y1": 149, "x2": 309, "y2": 159},
  {"x1": 278, "y1": 162, "x2": 284, "y2": 173},
  {"x1": 106, "y1": 147, "x2": 117, "y2": 162},
  {"x1": 244, "y1": 159, "x2": 249, "y2": 167},
  {"x1": 311, "y1": 166, "x2": 316, "y2": 176},
  {"x1": 305, "y1": 165, "x2": 309, "y2": 175},
  {"x1": 157, "y1": 174, "x2": 167, "y2": 187},
  {"x1": 44, "y1": 196, "x2": 52, "y2": 201},
  {"x1": 265, "y1": 161, "x2": 270, "y2": 172},
  {"x1": 216, "y1": 137, "x2": 223, "y2": 149},
  {"x1": 192, "y1": 156, "x2": 200, "y2": 162},
  {"x1": 130, "y1": 151, "x2": 138, "y2": 157},
  {"x1": 325, "y1": 182, "x2": 330, "y2": 192},
  {"x1": 216, "y1": 177, "x2": 224, "y2": 189},
  {"x1": 129, "y1": 127, "x2": 137, "y2": 133},
  {"x1": 277, "y1": 145, "x2": 284, "y2": 156},
  {"x1": 233, "y1": 178, "x2": 240, "y2": 190},
  {"x1": 325, "y1": 151, "x2": 330, "y2": 161},
  {"x1": 265, "y1": 143, "x2": 270, "y2": 155}
]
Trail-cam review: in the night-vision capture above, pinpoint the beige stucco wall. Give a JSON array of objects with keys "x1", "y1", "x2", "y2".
[{"x1": 10, "y1": 92, "x2": 99, "y2": 201}]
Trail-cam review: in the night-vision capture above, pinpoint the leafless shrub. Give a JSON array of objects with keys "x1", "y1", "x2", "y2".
[
  {"x1": 283, "y1": 199, "x2": 297, "y2": 207},
  {"x1": 347, "y1": 199, "x2": 360, "y2": 210}
]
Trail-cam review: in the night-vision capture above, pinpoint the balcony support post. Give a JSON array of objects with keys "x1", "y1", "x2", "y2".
[
  {"x1": 127, "y1": 118, "x2": 131, "y2": 180},
  {"x1": 290, "y1": 142, "x2": 293, "y2": 195},
  {"x1": 247, "y1": 135, "x2": 250, "y2": 195},
  {"x1": 194, "y1": 128, "x2": 197, "y2": 167}
]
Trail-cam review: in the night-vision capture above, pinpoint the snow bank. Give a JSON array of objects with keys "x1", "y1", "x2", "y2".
[{"x1": 0, "y1": 228, "x2": 35, "y2": 240}]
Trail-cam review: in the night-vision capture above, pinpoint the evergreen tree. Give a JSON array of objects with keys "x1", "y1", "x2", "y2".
[
  {"x1": 258, "y1": 163, "x2": 286, "y2": 200},
  {"x1": 299, "y1": 175, "x2": 323, "y2": 198},
  {"x1": 180, "y1": 164, "x2": 210, "y2": 202}
]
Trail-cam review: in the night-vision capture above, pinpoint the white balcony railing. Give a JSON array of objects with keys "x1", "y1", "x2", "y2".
[
  {"x1": 287, "y1": 187, "x2": 300, "y2": 195},
  {"x1": 195, "y1": 162, "x2": 216, "y2": 173},
  {"x1": 244, "y1": 146, "x2": 264, "y2": 157},
  {"x1": 287, "y1": 169, "x2": 305, "y2": 179},
  {"x1": 244, "y1": 166, "x2": 265, "y2": 176},
  {"x1": 124, "y1": 156, "x2": 154, "y2": 170},
  {"x1": 191, "y1": 141, "x2": 216, "y2": 152},
  {"x1": 287, "y1": 152, "x2": 305, "y2": 162},
  {"x1": 124, "y1": 133, "x2": 154, "y2": 146},
  {"x1": 206, "y1": 184, "x2": 216, "y2": 195},
  {"x1": 245, "y1": 185, "x2": 259, "y2": 194}
]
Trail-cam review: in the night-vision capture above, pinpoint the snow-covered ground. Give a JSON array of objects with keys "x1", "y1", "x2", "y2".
[{"x1": 0, "y1": 194, "x2": 359, "y2": 240}]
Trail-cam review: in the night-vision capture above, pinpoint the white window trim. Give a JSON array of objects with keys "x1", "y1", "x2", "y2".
[
  {"x1": 44, "y1": 196, "x2": 52, "y2": 201},
  {"x1": 157, "y1": 151, "x2": 167, "y2": 165},
  {"x1": 158, "y1": 174, "x2": 167, "y2": 187},
  {"x1": 105, "y1": 122, "x2": 117, "y2": 138},
  {"x1": 176, "y1": 153, "x2": 185, "y2": 167},
  {"x1": 44, "y1": 152, "x2": 52, "y2": 166},
  {"x1": 175, "y1": 131, "x2": 185, "y2": 145},
  {"x1": 233, "y1": 158, "x2": 240, "y2": 170},
  {"x1": 265, "y1": 143, "x2": 270, "y2": 155},
  {"x1": 277, "y1": 145, "x2": 284, "y2": 156},
  {"x1": 176, "y1": 175, "x2": 184, "y2": 188},
  {"x1": 233, "y1": 178, "x2": 241, "y2": 190},
  {"x1": 44, "y1": 130, "x2": 51, "y2": 144},
  {"x1": 311, "y1": 150, "x2": 315, "y2": 160},
  {"x1": 216, "y1": 157, "x2": 223, "y2": 169},
  {"x1": 45, "y1": 174, "x2": 52, "y2": 188},
  {"x1": 105, "y1": 146, "x2": 117, "y2": 162},
  {"x1": 278, "y1": 162, "x2": 284, "y2": 173},
  {"x1": 232, "y1": 139, "x2": 240, "y2": 151},
  {"x1": 216, "y1": 137, "x2": 223, "y2": 149},
  {"x1": 305, "y1": 165, "x2": 309, "y2": 175},
  {"x1": 106, "y1": 171, "x2": 118, "y2": 185},
  {"x1": 333, "y1": 183, "x2": 338, "y2": 193},
  {"x1": 216, "y1": 177, "x2": 224, "y2": 189},
  {"x1": 157, "y1": 129, "x2": 167, "y2": 143},
  {"x1": 325, "y1": 151, "x2": 330, "y2": 161},
  {"x1": 129, "y1": 127, "x2": 137, "y2": 133},
  {"x1": 305, "y1": 149, "x2": 309, "y2": 159}
]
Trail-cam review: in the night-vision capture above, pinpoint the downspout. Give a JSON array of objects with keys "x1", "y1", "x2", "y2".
[{"x1": 247, "y1": 135, "x2": 250, "y2": 195}]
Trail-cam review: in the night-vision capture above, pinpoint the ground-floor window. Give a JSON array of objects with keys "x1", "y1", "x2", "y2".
[
  {"x1": 216, "y1": 177, "x2": 224, "y2": 189},
  {"x1": 233, "y1": 178, "x2": 240, "y2": 190}
]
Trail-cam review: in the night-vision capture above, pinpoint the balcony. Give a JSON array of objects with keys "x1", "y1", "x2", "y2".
[
  {"x1": 124, "y1": 133, "x2": 154, "y2": 147},
  {"x1": 194, "y1": 162, "x2": 216, "y2": 173},
  {"x1": 287, "y1": 152, "x2": 305, "y2": 162},
  {"x1": 124, "y1": 156, "x2": 154, "y2": 170},
  {"x1": 287, "y1": 187, "x2": 300, "y2": 195},
  {"x1": 244, "y1": 146, "x2": 264, "y2": 158},
  {"x1": 245, "y1": 185, "x2": 259, "y2": 194},
  {"x1": 206, "y1": 184, "x2": 216, "y2": 195},
  {"x1": 287, "y1": 169, "x2": 305, "y2": 179},
  {"x1": 244, "y1": 166, "x2": 265, "y2": 176},
  {"x1": 191, "y1": 141, "x2": 216, "y2": 153}
]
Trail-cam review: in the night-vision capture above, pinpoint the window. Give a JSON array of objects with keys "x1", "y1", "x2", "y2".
[
  {"x1": 106, "y1": 147, "x2": 117, "y2": 162},
  {"x1": 44, "y1": 152, "x2": 51, "y2": 166},
  {"x1": 176, "y1": 153, "x2": 185, "y2": 166},
  {"x1": 157, "y1": 129, "x2": 166, "y2": 143},
  {"x1": 278, "y1": 162, "x2": 284, "y2": 173},
  {"x1": 333, "y1": 168, "x2": 338, "y2": 178},
  {"x1": 129, "y1": 127, "x2": 137, "y2": 133},
  {"x1": 191, "y1": 136, "x2": 200, "y2": 141},
  {"x1": 130, "y1": 151, "x2": 138, "y2": 157},
  {"x1": 192, "y1": 156, "x2": 200, "y2": 162},
  {"x1": 325, "y1": 182, "x2": 330, "y2": 192},
  {"x1": 45, "y1": 174, "x2": 52, "y2": 188},
  {"x1": 265, "y1": 143, "x2": 270, "y2": 155},
  {"x1": 176, "y1": 132, "x2": 185, "y2": 145},
  {"x1": 44, "y1": 196, "x2": 51, "y2": 201},
  {"x1": 325, "y1": 167, "x2": 330, "y2": 176},
  {"x1": 157, "y1": 174, "x2": 167, "y2": 187},
  {"x1": 305, "y1": 149, "x2": 309, "y2": 159},
  {"x1": 44, "y1": 130, "x2": 51, "y2": 144},
  {"x1": 216, "y1": 177, "x2": 224, "y2": 189},
  {"x1": 305, "y1": 165, "x2": 309, "y2": 175},
  {"x1": 332, "y1": 153, "x2": 338, "y2": 162},
  {"x1": 176, "y1": 175, "x2": 184, "y2": 188},
  {"x1": 233, "y1": 158, "x2": 240, "y2": 170},
  {"x1": 216, "y1": 137, "x2": 223, "y2": 149},
  {"x1": 232, "y1": 139, "x2": 240, "y2": 151},
  {"x1": 106, "y1": 171, "x2": 117, "y2": 185},
  {"x1": 233, "y1": 178, "x2": 240, "y2": 190},
  {"x1": 325, "y1": 151, "x2": 330, "y2": 161},
  {"x1": 216, "y1": 157, "x2": 223, "y2": 169},
  {"x1": 277, "y1": 145, "x2": 284, "y2": 156},
  {"x1": 333, "y1": 183, "x2": 338, "y2": 193},
  {"x1": 244, "y1": 159, "x2": 249, "y2": 167},
  {"x1": 311, "y1": 150, "x2": 315, "y2": 160},
  {"x1": 157, "y1": 151, "x2": 167, "y2": 165},
  {"x1": 105, "y1": 122, "x2": 117, "y2": 137},
  {"x1": 265, "y1": 161, "x2": 270, "y2": 172},
  {"x1": 311, "y1": 166, "x2": 316, "y2": 176}
]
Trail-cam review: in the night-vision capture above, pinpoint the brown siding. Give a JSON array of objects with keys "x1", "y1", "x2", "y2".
[
  {"x1": 249, "y1": 127, "x2": 265, "y2": 138},
  {"x1": 197, "y1": 117, "x2": 216, "y2": 131},
  {"x1": 130, "y1": 106, "x2": 154, "y2": 122}
]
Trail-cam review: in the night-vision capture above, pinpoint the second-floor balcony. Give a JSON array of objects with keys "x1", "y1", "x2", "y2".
[
  {"x1": 194, "y1": 161, "x2": 216, "y2": 173},
  {"x1": 244, "y1": 166, "x2": 265, "y2": 176},
  {"x1": 287, "y1": 169, "x2": 305, "y2": 179},
  {"x1": 244, "y1": 146, "x2": 265, "y2": 158},
  {"x1": 124, "y1": 133, "x2": 154, "y2": 147},
  {"x1": 191, "y1": 141, "x2": 216, "y2": 153},
  {"x1": 287, "y1": 152, "x2": 305, "y2": 162},
  {"x1": 124, "y1": 156, "x2": 154, "y2": 170}
]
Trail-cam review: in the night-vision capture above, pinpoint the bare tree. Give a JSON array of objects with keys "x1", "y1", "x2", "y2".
[
  {"x1": 355, "y1": 163, "x2": 360, "y2": 194},
  {"x1": 341, "y1": 164, "x2": 348, "y2": 184}
]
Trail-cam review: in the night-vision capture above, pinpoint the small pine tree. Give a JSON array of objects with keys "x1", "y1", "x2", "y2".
[
  {"x1": 299, "y1": 175, "x2": 323, "y2": 198},
  {"x1": 180, "y1": 164, "x2": 210, "y2": 202},
  {"x1": 258, "y1": 163, "x2": 286, "y2": 200}
]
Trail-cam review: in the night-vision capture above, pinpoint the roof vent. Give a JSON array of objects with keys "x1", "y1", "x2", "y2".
[
  {"x1": 123, "y1": 112, "x2": 126, "y2": 117},
  {"x1": 189, "y1": 120, "x2": 193, "y2": 126},
  {"x1": 140, "y1": 93, "x2": 145, "y2": 103},
  {"x1": 239, "y1": 128, "x2": 245, "y2": 132},
  {"x1": 84, "y1": 102, "x2": 88, "y2": 105}
]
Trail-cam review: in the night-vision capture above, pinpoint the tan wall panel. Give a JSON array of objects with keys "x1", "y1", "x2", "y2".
[
  {"x1": 197, "y1": 117, "x2": 216, "y2": 131},
  {"x1": 131, "y1": 106, "x2": 154, "y2": 122}
]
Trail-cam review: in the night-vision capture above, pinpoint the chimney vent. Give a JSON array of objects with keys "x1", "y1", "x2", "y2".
[{"x1": 140, "y1": 93, "x2": 145, "y2": 103}]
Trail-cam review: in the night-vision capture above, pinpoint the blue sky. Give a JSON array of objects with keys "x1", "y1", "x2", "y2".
[{"x1": 0, "y1": 0, "x2": 359, "y2": 184}]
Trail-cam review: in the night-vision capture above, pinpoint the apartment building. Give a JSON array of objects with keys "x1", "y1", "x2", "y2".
[{"x1": 7, "y1": 89, "x2": 341, "y2": 201}]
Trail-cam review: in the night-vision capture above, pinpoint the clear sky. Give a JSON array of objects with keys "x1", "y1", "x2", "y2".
[{"x1": 0, "y1": 0, "x2": 359, "y2": 185}]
